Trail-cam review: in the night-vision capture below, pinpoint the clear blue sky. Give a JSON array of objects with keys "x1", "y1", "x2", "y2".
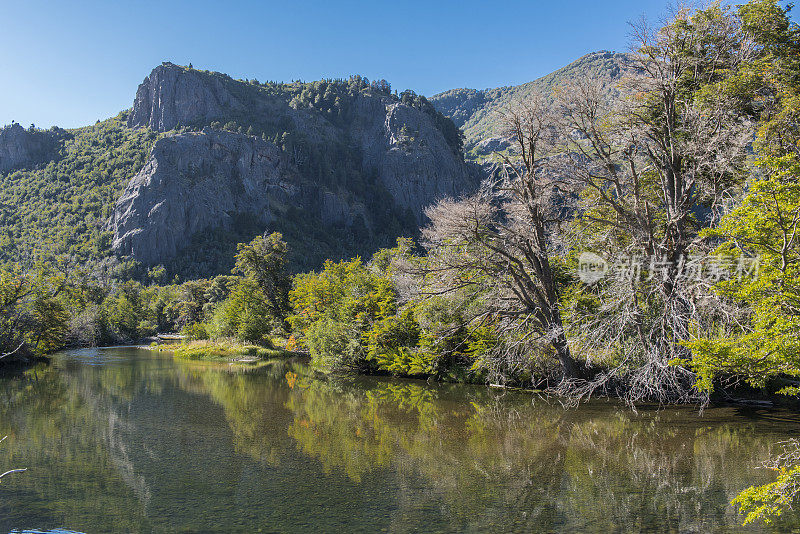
[{"x1": 1, "y1": 0, "x2": 795, "y2": 129}]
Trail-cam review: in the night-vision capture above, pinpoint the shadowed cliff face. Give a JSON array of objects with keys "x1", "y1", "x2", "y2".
[
  {"x1": 112, "y1": 63, "x2": 481, "y2": 269},
  {"x1": 0, "y1": 123, "x2": 61, "y2": 172},
  {"x1": 109, "y1": 128, "x2": 299, "y2": 265},
  {"x1": 351, "y1": 94, "x2": 478, "y2": 219}
]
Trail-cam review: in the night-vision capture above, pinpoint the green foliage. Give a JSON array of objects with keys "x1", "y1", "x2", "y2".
[
  {"x1": 732, "y1": 440, "x2": 800, "y2": 525},
  {"x1": 684, "y1": 166, "x2": 800, "y2": 385},
  {"x1": 365, "y1": 307, "x2": 429, "y2": 375},
  {"x1": 101, "y1": 290, "x2": 141, "y2": 342},
  {"x1": 733, "y1": 465, "x2": 800, "y2": 525},
  {"x1": 181, "y1": 322, "x2": 209, "y2": 341},
  {"x1": 233, "y1": 232, "x2": 292, "y2": 325},
  {"x1": 0, "y1": 265, "x2": 70, "y2": 359},
  {"x1": 684, "y1": 155, "x2": 800, "y2": 403},
  {"x1": 0, "y1": 114, "x2": 156, "y2": 267},
  {"x1": 210, "y1": 278, "x2": 275, "y2": 344},
  {"x1": 289, "y1": 257, "x2": 397, "y2": 371},
  {"x1": 685, "y1": 0, "x2": 800, "y2": 392},
  {"x1": 287, "y1": 240, "x2": 487, "y2": 379},
  {"x1": 288, "y1": 249, "x2": 441, "y2": 376},
  {"x1": 673, "y1": 2, "x2": 800, "y2": 524}
]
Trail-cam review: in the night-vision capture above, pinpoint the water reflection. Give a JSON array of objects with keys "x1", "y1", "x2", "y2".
[
  {"x1": 281, "y1": 377, "x2": 796, "y2": 532},
  {"x1": 0, "y1": 348, "x2": 797, "y2": 533}
]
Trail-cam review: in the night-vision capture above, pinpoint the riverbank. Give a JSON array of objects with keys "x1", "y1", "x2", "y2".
[{"x1": 155, "y1": 338, "x2": 303, "y2": 363}]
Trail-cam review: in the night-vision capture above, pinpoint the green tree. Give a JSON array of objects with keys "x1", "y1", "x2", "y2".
[
  {"x1": 211, "y1": 278, "x2": 274, "y2": 344},
  {"x1": 686, "y1": 156, "x2": 800, "y2": 392},
  {"x1": 290, "y1": 257, "x2": 397, "y2": 371},
  {"x1": 0, "y1": 265, "x2": 70, "y2": 360},
  {"x1": 233, "y1": 232, "x2": 292, "y2": 329},
  {"x1": 679, "y1": 0, "x2": 800, "y2": 524}
]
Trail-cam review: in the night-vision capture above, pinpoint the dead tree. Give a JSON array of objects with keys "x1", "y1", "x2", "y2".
[
  {"x1": 553, "y1": 5, "x2": 757, "y2": 403},
  {"x1": 421, "y1": 95, "x2": 583, "y2": 381}
]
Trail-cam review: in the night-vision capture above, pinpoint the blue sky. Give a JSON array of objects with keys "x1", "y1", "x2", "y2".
[{"x1": 1, "y1": 0, "x2": 795, "y2": 129}]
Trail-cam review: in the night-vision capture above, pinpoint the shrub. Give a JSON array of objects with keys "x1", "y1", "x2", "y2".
[{"x1": 181, "y1": 322, "x2": 210, "y2": 341}]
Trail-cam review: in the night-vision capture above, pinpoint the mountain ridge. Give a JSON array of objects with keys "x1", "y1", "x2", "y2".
[
  {"x1": 0, "y1": 52, "x2": 625, "y2": 278},
  {"x1": 109, "y1": 62, "x2": 481, "y2": 274},
  {"x1": 430, "y1": 50, "x2": 632, "y2": 156},
  {"x1": 0, "y1": 62, "x2": 481, "y2": 277}
]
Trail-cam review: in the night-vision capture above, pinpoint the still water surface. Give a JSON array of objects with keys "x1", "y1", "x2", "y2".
[{"x1": 1, "y1": 347, "x2": 799, "y2": 533}]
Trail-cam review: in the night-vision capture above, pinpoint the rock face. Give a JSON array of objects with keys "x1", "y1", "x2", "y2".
[
  {"x1": 110, "y1": 129, "x2": 298, "y2": 265},
  {"x1": 127, "y1": 62, "x2": 244, "y2": 131},
  {"x1": 0, "y1": 123, "x2": 60, "y2": 173},
  {"x1": 349, "y1": 94, "x2": 478, "y2": 221},
  {"x1": 112, "y1": 64, "x2": 482, "y2": 267}
]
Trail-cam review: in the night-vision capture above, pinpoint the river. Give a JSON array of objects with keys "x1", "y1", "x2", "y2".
[{"x1": 0, "y1": 347, "x2": 798, "y2": 533}]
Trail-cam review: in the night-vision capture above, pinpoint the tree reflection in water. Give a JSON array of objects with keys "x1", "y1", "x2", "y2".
[
  {"x1": 0, "y1": 348, "x2": 797, "y2": 533},
  {"x1": 279, "y1": 369, "x2": 798, "y2": 532}
]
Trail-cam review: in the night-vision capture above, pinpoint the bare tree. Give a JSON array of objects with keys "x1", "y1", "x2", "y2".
[
  {"x1": 421, "y1": 95, "x2": 583, "y2": 381},
  {"x1": 552, "y1": 4, "x2": 757, "y2": 402}
]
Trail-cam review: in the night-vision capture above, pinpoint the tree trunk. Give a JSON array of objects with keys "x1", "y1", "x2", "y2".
[{"x1": 553, "y1": 329, "x2": 582, "y2": 380}]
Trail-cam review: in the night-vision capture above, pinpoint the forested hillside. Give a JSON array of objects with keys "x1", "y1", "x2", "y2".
[
  {"x1": 0, "y1": 117, "x2": 156, "y2": 273},
  {"x1": 0, "y1": 66, "x2": 479, "y2": 278},
  {"x1": 430, "y1": 51, "x2": 631, "y2": 157}
]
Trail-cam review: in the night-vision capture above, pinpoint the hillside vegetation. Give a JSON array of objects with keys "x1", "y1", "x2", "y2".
[
  {"x1": 0, "y1": 117, "x2": 156, "y2": 272},
  {"x1": 430, "y1": 51, "x2": 630, "y2": 156},
  {"x1": 0, "y1": 69, "x2": 475, "y2": 278}
]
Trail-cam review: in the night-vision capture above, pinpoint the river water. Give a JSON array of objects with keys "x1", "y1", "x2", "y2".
[{"x1": 0, "y1": 347, "x2": 799, "y2": 533}]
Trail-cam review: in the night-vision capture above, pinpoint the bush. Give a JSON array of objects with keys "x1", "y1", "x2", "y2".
[{"x1": 181, "y1": 322, "x2": 210, "y2": 340}]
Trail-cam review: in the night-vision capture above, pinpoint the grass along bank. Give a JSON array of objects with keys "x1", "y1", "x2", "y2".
[{"x1": 159, "y1": 338, "x2": 301, "y2": 363}]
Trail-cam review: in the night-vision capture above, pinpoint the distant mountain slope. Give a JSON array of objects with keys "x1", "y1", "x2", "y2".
[
  {"x1": 430, "y1": 51, "x2": 632, "y2": 156},
  {"x1": 0, "y1": 63, "x2": 481, "y2": 278}
]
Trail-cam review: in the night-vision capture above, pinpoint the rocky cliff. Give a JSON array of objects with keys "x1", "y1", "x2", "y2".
[
  {"x1": 0, "y1": 123, "x2": 61, "y2": 172},
  {"x1": 111, "y1": 63, "x2": 481, "y2": 269},
  {"x1": 109, "y1": 128, "x2": 299, "y2": 265},
  {"x1": 127, "y1": 63, "x2": 244, "y2": 131}
]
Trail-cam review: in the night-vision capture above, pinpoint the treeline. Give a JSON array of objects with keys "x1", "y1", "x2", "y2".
[{"x1": 0, "y1": 235, "x2": 284, "y2": 360}]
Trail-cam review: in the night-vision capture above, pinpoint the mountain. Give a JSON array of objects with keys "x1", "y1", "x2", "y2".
[
  {"x1": 0, "y1": 63, "x2": 481, "y2": 277},
  {"x1": 1, "y1": 53, "x2": 630, "y2": 279},
  {"x1": 430, "y1": 51, "x2": 632, "y2": 157}
]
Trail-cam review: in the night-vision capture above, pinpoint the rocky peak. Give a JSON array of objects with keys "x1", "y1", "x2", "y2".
[
  {"x1": 111, "y1": 64, "x2": 482, "y2": 270},
  {"x1": 127, "y1": 63, "x2": 243, "y2": 131}
]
